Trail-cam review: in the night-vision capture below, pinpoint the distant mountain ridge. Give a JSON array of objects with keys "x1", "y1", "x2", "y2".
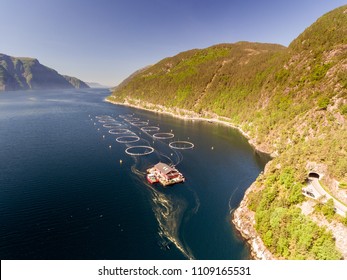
[
  {"x1": 0, "y1": 53, "x2": 89, "y2": 91},
  {"x1": 86, "y1": 82, "x2": 110, "y2": 88},
  {"x1": 63, "y1": 75, "x2": 89, "y2": 89}
]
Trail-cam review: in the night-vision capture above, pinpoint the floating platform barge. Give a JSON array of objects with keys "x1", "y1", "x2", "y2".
[{"x1": 146, "y1": 162, "x2": 185, "y2": 186}]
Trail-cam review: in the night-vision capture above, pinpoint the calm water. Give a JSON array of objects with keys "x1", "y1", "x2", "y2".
[{"x1": 0, "y1": 89, "x2": 267, "y2": 260}]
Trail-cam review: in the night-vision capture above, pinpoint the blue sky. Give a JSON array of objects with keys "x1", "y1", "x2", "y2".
[{"x1": 1, "y1": 0, "x2": 346, "y2": 86}]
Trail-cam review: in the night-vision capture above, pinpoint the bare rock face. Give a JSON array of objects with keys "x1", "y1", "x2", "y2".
[
  {"x1": 232, "y1": 181, "x2": 275, "y2": 260},
  {"x1": 306, "y1": 162, "x2": 327, "y2": 178}
]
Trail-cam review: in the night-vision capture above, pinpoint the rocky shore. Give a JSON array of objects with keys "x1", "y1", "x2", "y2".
[{"x1": 232, "y1": 180, "x2": 275, "y2": 260}]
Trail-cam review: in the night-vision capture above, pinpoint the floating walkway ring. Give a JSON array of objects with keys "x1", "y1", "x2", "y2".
[
  {"x1": 96, "y1": 115, "x2": 113, "y2": 119},
  {"x1": 119, "y1": 114, "x2": 134, "y2": 119},
  {"x1": 130, "y1": 121, "x2": 149, "y2": 126},
  {"x1": 98, "y1": 119, "x2": 116, "y2": 123},
  {"x1": 141, "y1": 126, "x2": 160, "y2": 132},
  {"x1": 109, "y1": 128, "x2": 134, "y2": 135},
  {"x1": 169, "y1": 141, "x2": 194, "y2": 149},
  {"x1": 116, "y1": 136, "x2": 140, "y2": 143},
  {"x1": 125, "y1": 146, "x2": 154, "y2": 156},
  {"x1": 103, "y1": 123, "x2": 123, "y2": 128},
  {"x1": 153, "y1": 133, "x2": 174, "y2": 139},
  {"x1": 98, "y1": 117, "x2": 114, "y2": 120},
  {"x1": 102, "y1": 120, "x2": 121, "y2": 123},
  {"x1": 96, "y1": 116, "x2": 114, "y2": 119},
  {"x1": 98, "y1": 119, "x2": 110, "y2": 122},
  {"x1": 125, "y1": 117, "x2": 140, "y2": 122}
]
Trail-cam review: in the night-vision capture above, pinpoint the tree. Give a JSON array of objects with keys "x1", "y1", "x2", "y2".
[{"x1": 321, "y1": 198, "x2": 335, "y2": 220}]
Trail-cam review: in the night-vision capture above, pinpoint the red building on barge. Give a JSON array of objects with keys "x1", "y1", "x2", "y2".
[{"x1": 146, "y1": 162, "x2": 185, "y2": 186}]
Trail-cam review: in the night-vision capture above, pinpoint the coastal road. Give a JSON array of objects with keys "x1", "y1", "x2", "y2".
[{"x1": 308, "y1": 178, "x2": 347, "y2": 217}]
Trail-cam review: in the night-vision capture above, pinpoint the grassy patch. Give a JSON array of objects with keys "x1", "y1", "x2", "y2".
[{"x1": 317, "y1": 96, "x2": 330, "y2": 110}]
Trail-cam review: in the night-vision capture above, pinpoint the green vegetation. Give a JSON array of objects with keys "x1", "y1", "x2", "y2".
[
  {"x1": 289, "y1": 5, "x2": 347, "y2": 53},
  {"x1": 315, "y1": 199, "x2": 336, "y2": 221},
  {"x1": 340, "y1": 104, "x2": 347, "y2": 115},
  {"x1": 249, "y1": 168, "x2": 341, "y2": 259},
  {"x1": 112, "y1": 42, "x2": 286, "y2": 112},
  {"x1": 310, "y1": 63, "x2": 332, "y2": 82},
  {"x1": 256, "y1": 207, "x2": 340, "y2": 259},
  {"x1": 317, "y1": 96, "x2": 330, "y2": 110},
  {"x1": 110, "y1": 5, "x2": 347, "y2": 259},
  {"x1": 343, "y1": 215, "x2": 347, "y2": 226},
  {"x1": 173, "y1": 86, "x2": 191, "y2": 106}
]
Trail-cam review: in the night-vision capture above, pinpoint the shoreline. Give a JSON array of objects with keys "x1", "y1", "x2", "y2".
[
  {"x1": 106, "y1": 96, "x2": 276, "y2": 260},
  {"x1": 232, "y1": 179, "x2": 275, "y2": 260},
  {"x1": 106, "y1": 97, "x2": 275, "y2": 157}
]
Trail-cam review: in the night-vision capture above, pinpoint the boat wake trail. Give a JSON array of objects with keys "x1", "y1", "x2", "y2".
[
  {"x1": 129, "y1": 155, "x2": 196, "y2": 259},
  {"x1": 147, "y1": 185, "x2": 195, "y2": 260},
  {"x1": 228, "y1": 186, "x2": 240, "y2": 214}
]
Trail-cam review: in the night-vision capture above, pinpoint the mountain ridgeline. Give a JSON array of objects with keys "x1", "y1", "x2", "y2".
[
  {"x1": 110, "y1": 5, "x2": 347, "y2": 259},
  {"x1": 0, "y1": 54, "x2": 89, "y2": 91}
]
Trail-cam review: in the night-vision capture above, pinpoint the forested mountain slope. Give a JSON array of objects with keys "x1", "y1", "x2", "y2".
[{"x1": 109, "y1": 5, "x2": 347, "y2": 259}]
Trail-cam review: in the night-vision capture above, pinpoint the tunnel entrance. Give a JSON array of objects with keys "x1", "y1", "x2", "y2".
[{"x1": 308, "y1": 172, "x2": 320, "y2": 179}]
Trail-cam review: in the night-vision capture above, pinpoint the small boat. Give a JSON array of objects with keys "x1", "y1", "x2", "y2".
[{"x1": 147, "y1": 173, "x2": 159, "y2": 184}]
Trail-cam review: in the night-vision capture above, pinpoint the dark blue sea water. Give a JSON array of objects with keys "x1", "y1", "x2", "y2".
[{"x1": 0, "y1": 89, "x2": 267, "y2": 260}]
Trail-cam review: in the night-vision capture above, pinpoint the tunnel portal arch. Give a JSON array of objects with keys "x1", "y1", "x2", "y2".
[{"x1": 308, "y1": 172, "x2": 320, "y2": 179}]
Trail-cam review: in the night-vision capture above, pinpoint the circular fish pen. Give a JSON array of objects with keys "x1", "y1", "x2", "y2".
[
  {"x1": 169, "y1": 141, "x2": 194, "y2": 149},
  {"x1": 98, "y1": 119, "x2": 116, "y2": 123},
  {"x1": 152, "y1": 133, "x2": 175, "y2": 139},
  {"x1": 119, "y1": 114, "x2": 133, "y2": 119},
  {"x1": 125, "y1": 146, "x2": 154, "y2": 156},
  {"x1": 103, "y1": 123, "x2": 123, "y2": 128},
  {"x1": 116, "y1": 136, "x2": 140, "y2": 143},
  {"x1": 109, "y1": 128, "x2": 134, "y2": 135},
  {"x1": 130, "y1": 121, "x2": 149, "y2": 127},
  {"x1": 96, "y1": 115, "x2": 113, "y2": 119},
  {"x1": 125, "y1": 117, "x2": 140, "y2": 122},
  {"x1": 141, "y1": 126, "x2": 160, "y2": 132}
]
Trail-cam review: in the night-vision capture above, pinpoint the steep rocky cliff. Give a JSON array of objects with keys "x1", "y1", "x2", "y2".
[{"x1": 0, "y1": 53, "x2": 89, "y2": 91}]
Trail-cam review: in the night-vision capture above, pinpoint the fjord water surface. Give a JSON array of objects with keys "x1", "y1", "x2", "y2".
[{"x1": 0, "y1": 89, "x2": 267, "y2": 259}]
